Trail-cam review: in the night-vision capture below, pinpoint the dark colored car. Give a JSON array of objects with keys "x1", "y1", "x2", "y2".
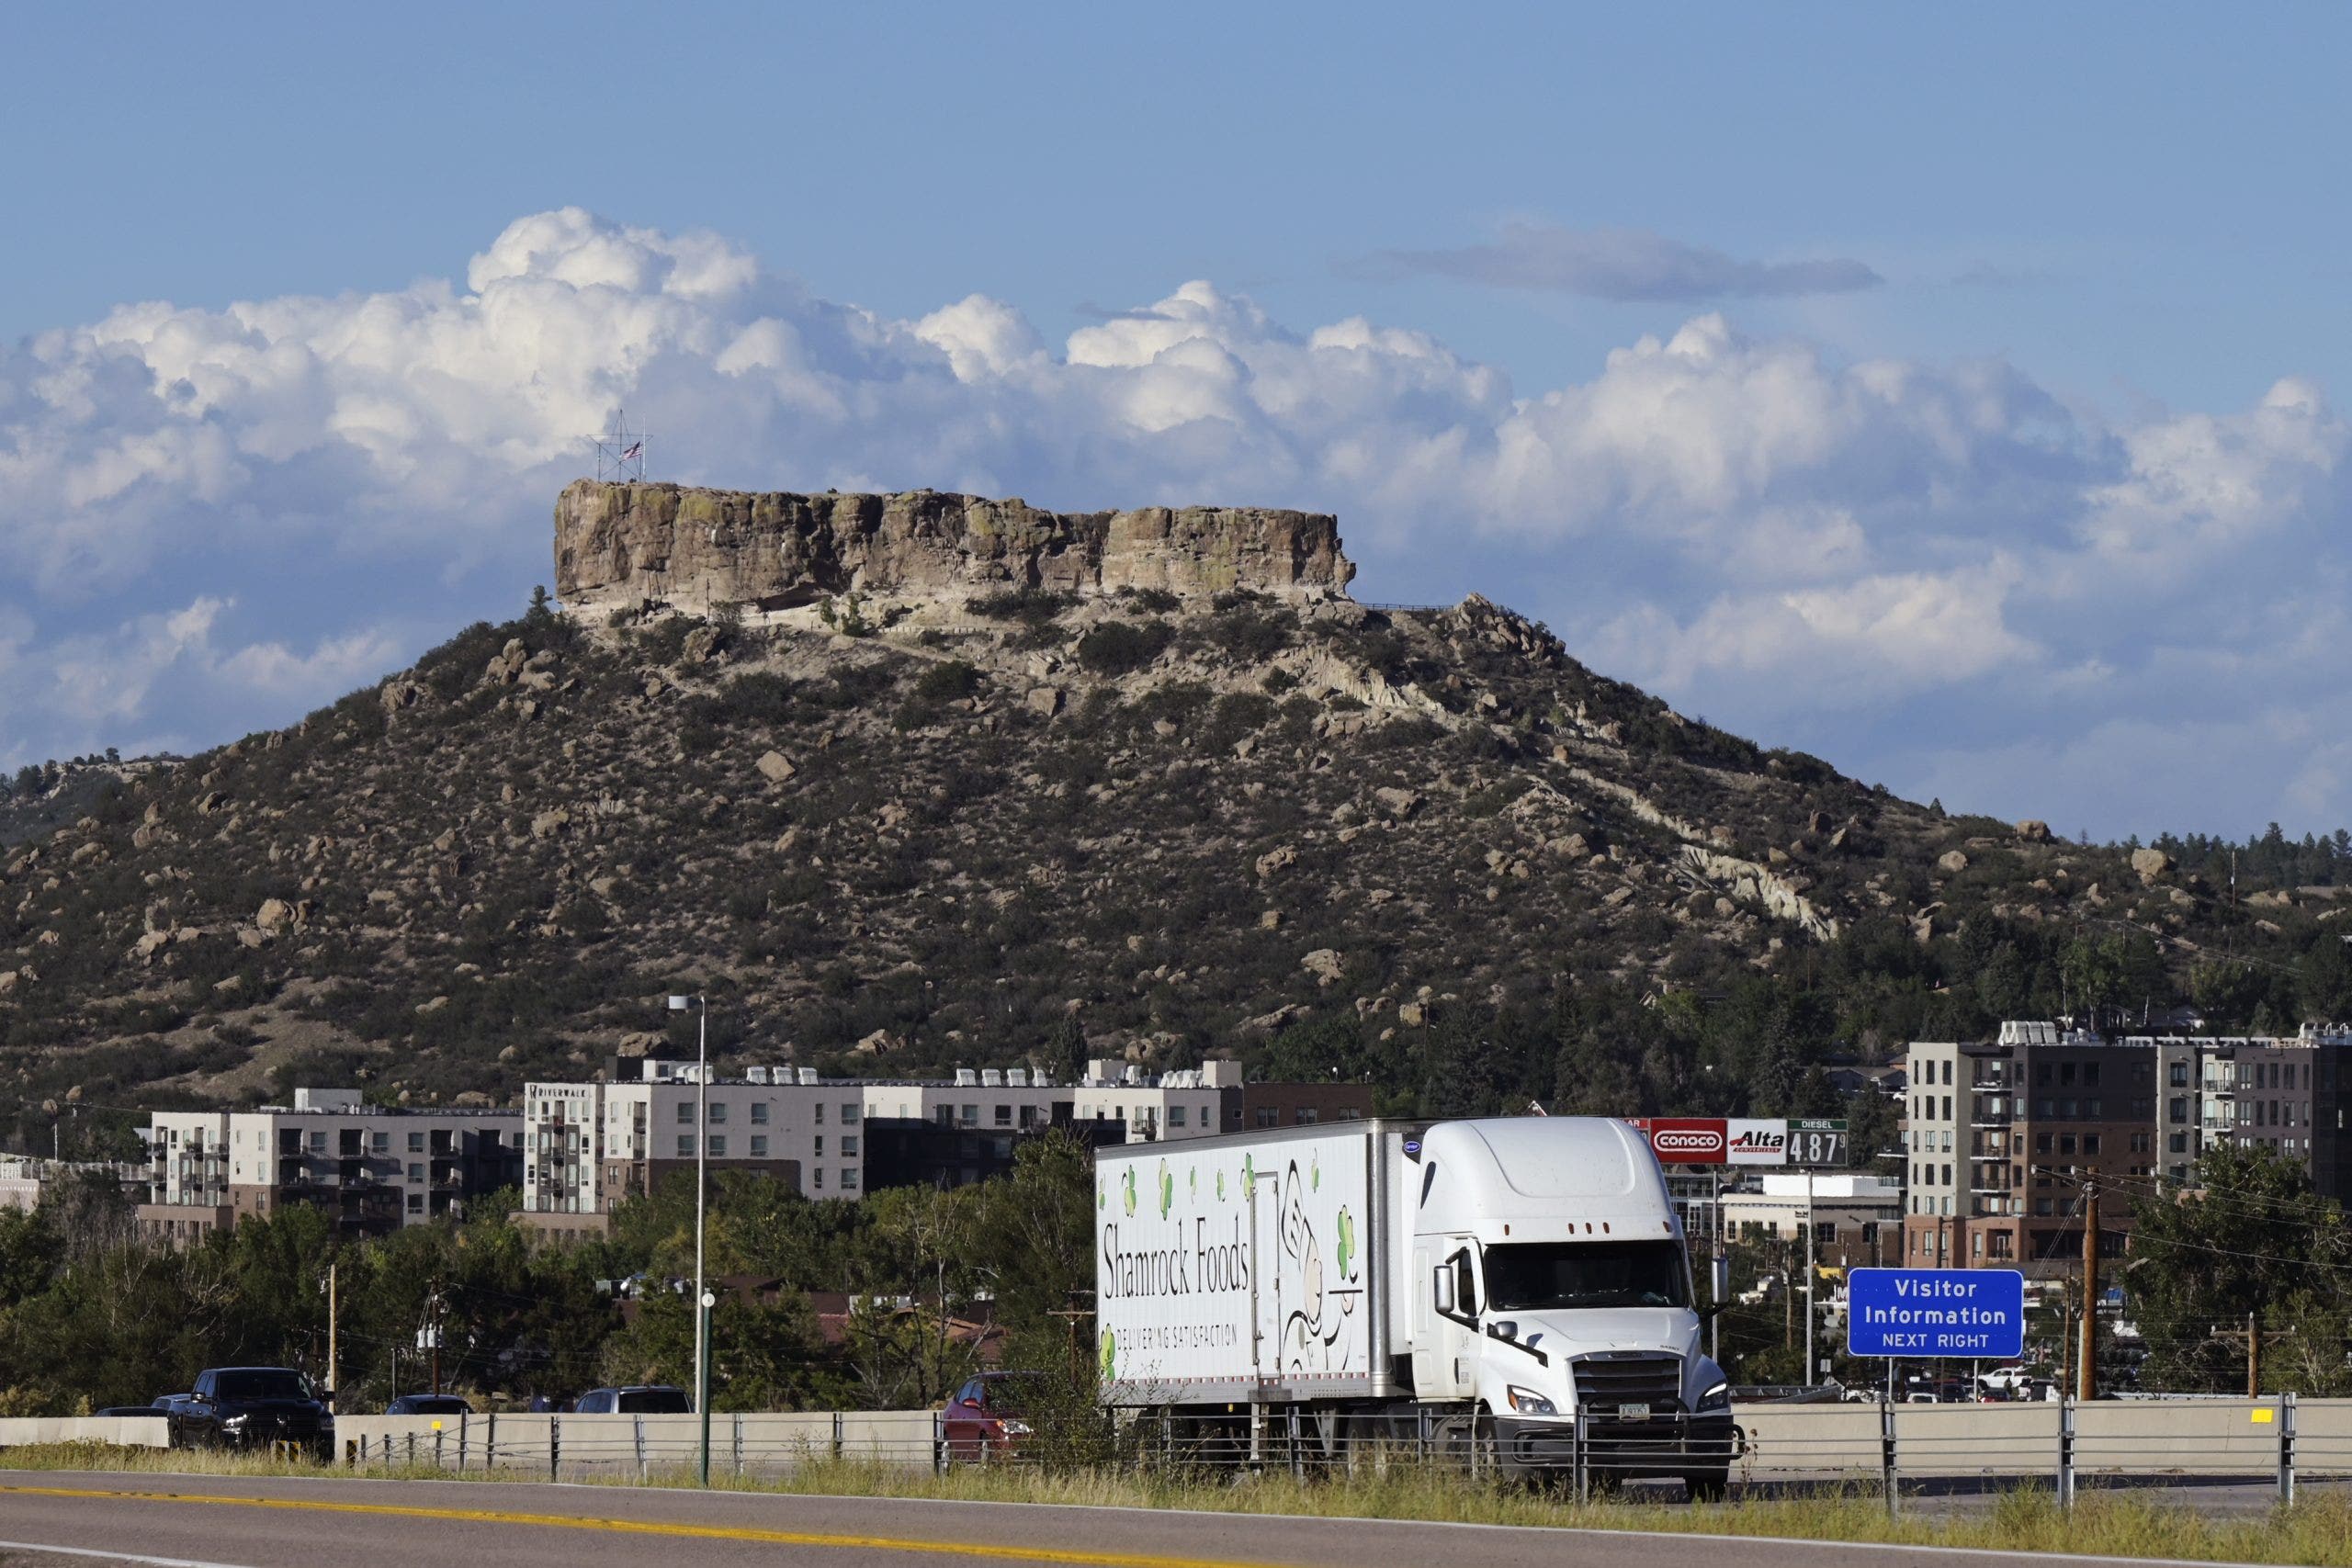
[
  {"x1": 170, "y1": 1367, "x2": 333, "y2": 1460},
  {"x1": 942, "y1": 1371, "x2": 1044, "y2": 1462},
  {"x1": 386, "y1": 1393, "x2": 474, "y2": 1416},
  {"x1": 571, "y1": 1385, "x2": 691, "y2": 1414}
]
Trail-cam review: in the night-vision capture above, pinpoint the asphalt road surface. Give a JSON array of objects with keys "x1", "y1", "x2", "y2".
[{"x1": 0, "y1": 1471, "x2": 2255, "y2": 1568}]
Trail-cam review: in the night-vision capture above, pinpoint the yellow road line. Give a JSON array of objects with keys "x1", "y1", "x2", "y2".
[{"x1": 0, "y1": 1485, "x2": 1280, "y2": 1568}]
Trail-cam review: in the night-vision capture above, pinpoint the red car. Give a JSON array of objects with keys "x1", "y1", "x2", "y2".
[{"x1": 942, "y1": 1371, "x2": 1043, "y2": 1462}]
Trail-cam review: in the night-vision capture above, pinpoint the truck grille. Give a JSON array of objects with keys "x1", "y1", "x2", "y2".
[{"x1": 1570, "y1": 1353, "x2": 1681, "y2": 1413}]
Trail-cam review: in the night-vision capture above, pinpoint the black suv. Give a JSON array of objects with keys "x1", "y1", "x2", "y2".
[{"x1": 171, "y1": 1367, "x2": 334, "y2": 1459}]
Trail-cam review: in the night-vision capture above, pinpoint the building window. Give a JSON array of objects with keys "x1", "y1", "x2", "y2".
[
  {"x1": 677, "y1": 1102, "x2": 694, "y2": 1124},
  {"x1": 1295, "y1": 1108, "x2": 1320, "y2": 1125},
  {"x1": 1169, "y1": 1106, "x2": 1187, "y2": 1128},
  {"x1": 750, "y1": 1136, "x2": 767, "y2": 1157},
  {"x1": 841, "y1": 1135, "x2": 859, "y2": 1156},
  {"x1": 372, "y1": 1133, "x2": 390, "y2": 1152},
  {"x1": 709, "y1": 1102, "x2": 728, "y2": 1123},
  {"x1": 751, "y1": 1103, "x2": 768, "y2": 1124},
  {"x1": 813, "y1": 1168, "x2": 824, "y2": 1190},
  {"x1": 407, "y1": 1193, "x2": 424, "y2": 1213},
  {"x1": 995, "y1": 1104, "x2": 1013, "y2": 1126},
  {"x1": 708, "y1": 1136, "x2": 727, "y2": 1157},
  {"x1": 408, "y1": 1163, "x2": 424, "y2": 1181},
  {"x1": 815, "y1": 1102, "x2": 826, "y2": 1124},
  {"x1": 961, "y1": 1104, "x2": 978, "y2": 1125},
  {"x1": 842, "y1": 1103, "x2": 860, "y2": 1124},
  {"x1": 2169, "y1": 1132, "x2": 2189, "y2": 1154},
  {"x1": 408, "y1": 1132, "x2": 424, "y2": 1152},
  {"x1": 2083, "y1": 1134, "x2": 2101, "y2": 1156},
  {"x1": 676, "y1": 1135, "x2": 693, "y2": 1157},
  {"x1": 814, "y1": 1136, "x2": 825, "y2": 1157},
  {"x1": 841, "y1": 1169, "x2": 860, "y2": 1191}
]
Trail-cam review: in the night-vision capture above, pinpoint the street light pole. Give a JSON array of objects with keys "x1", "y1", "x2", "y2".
[{"x1": 671, "y1": 993, "x2": 712, "y2": 1486}]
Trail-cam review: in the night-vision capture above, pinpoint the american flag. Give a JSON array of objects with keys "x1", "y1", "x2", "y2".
[{"x1": 620, "y1": 441, "x2": 642, "y2": 462}]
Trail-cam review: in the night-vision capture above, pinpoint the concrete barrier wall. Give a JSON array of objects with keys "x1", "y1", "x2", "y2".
[
  {"x1": 1892, "y1": 1402, "x2": 2061, "y2": 1478},
  {"x1": 1734, "y1": 1404, "x2": 1883, "y2": 1477},
  {"x1": 0, "y1": 1416, "x2": 170, "y2": 1449},
  {"x1": 334, "y1": 1410, "x2": 939, "y2": 1477},
  {"x1": 2075, "y1": 1399, "x2": 2280, "y2": 1475}
]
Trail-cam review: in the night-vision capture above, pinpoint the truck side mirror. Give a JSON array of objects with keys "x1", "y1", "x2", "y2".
[{"x1": 1433, "y1": 1266, "x2": 1455, "y2": 1314}]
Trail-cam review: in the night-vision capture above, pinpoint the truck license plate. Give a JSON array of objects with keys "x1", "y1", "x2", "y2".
[{"x1": 1616, "y1": 1403, "x2": 1651, "y2": 1421}]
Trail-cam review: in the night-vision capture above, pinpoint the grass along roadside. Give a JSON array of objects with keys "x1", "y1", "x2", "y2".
[{"x1": 7, "y1": 1443, "x2": 2352, "y2": 1564}]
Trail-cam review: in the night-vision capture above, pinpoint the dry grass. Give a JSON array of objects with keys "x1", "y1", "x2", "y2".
[{"x1": 9, "y1": 1443, "x2": 2352, "y2": 1563}]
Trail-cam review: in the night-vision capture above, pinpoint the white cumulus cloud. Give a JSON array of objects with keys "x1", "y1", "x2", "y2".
[{"x1": 0, "y1": 208, "x2": 2344, "y2": 835}]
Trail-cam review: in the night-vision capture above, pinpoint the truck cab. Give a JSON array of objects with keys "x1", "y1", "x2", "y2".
[{"x1": 1408, "y1": 1118, "x2": 1733, "y2": 1491}]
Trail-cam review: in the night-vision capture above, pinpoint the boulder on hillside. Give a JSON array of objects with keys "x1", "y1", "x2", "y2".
[
  {"x1": 756, "y1": 750, "x2": 797, "y2": 784},
  {"x1": 2131, "y1": 847, "x2": 2174, "y2": 885},
  {"x1": 2016, "y1": 819, "x2": 2053, "y2": 843}
]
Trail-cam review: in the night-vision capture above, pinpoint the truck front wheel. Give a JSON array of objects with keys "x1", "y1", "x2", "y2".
[{"x1": 1683, "y1": 1469, "x2": 1729, "y2": 1503}]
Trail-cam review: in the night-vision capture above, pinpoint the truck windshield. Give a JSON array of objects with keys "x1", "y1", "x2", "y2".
[
  {"x1": 1482, "y1": 1241, "x2": 1689, "y2": 1312},
  {"x1": 212, "y1": 1371, "x2": 313, "y2": 1402}
]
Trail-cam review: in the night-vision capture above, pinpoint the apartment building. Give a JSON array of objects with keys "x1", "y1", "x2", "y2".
[
  {"x1": 521, "y1": 1063, "x2": 858, "y2": 1238},
  {"x1": 139, "y1": 1089, "x2": 522, "y2": 1245},
  {"x1": 518, "y1": 1057, "x2": 1373, "y2": 1236},
  {"x1": 1902, "y1": 1022, "x2": 2158, "y2": 1276},
  {"x1": 2161, "y1": 1025, "x2": 2352, "y2": 1202}
]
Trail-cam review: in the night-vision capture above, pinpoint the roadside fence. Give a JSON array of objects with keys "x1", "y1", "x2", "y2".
[{"x1": 6, "y1": 1399, "x2": 2346, "y2": 1505}]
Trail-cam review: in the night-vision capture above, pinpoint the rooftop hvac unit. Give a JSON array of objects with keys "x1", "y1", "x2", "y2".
[
  {"x1": 797, "y1": 1067, "x2": 820, "y2": 1086},
  {"x1": 746, "y1": 1067, "x2": 770, "y2": 1084},
  {"x1": 955, "y1": 1068, "x2": 979, "y2": 1087},
  {"x1": 1124, "y1": 1065, "x2": 1147, "y2": 1086},
  {"x1": 981, "y1": 1068, "x2": 1003, "y2": 1087},
  {"x1": 1005, "y1": 1067, "x2": 1029, "y2": 1088}
]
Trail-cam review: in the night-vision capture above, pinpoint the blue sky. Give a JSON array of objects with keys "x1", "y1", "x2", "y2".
[{"x1": 4, "y1": 3, "x2": 2347, "y2": 838}]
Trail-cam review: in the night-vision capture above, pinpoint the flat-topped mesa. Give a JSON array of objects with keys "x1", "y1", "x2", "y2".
[{"x1": 553, "y1": 479, "x2": 1355, "y2": 616}]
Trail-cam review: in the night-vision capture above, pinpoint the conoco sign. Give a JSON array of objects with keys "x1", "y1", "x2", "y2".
[{"x1": 1633, "y1": 1117, "x2": 1728, "y2": 1164}]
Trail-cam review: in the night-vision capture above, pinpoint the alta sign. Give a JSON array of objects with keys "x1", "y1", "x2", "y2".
[{"x1": 1726, "y1": 1119, "x2": 1787, "y2": 1165}]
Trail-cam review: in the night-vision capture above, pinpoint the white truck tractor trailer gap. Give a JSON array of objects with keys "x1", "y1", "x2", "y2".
[{"x1": 1093, "y1": 1116, "x2": 1734, "y2": 1491}]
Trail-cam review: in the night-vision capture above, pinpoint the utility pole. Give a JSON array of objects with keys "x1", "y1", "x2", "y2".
[
  {"x1": 1804, "y1": 1167, "x2": 1818, "y2": 1385},
  {"x1": 431, "y1": 1286, "x2": 444, "y2": 1396},
  {"x1": 2077, "y1": 1183, "x2": 2098, "y2": 1403},
  {"x1": 2248, "y1": 1311, "x2": 2261, "y2": 1398},
  {"x1": 326, "y1": 1262, "x2": 338, "y2": 1413},
  {"x1": 671, "y1": 993, "x2": 711, "y2": 1487}
]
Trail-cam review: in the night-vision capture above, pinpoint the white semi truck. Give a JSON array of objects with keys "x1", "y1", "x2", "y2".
[{"x1": 1093, "y1": 1116, "x2": 1733, "y2": 1493}]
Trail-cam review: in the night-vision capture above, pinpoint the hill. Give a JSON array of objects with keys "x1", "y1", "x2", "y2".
[{"x1": 4, "y1": 481, "x2": 2347, "y2": 1155}]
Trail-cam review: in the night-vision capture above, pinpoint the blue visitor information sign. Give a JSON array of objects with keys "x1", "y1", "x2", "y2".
[{"x1": 1847, "y1": 1268, "x2": 2025, "y2": 1359}]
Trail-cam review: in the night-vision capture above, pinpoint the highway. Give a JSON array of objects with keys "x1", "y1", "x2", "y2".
[{"x1": 0, "y1": 1471, "x2": 2261, "y2": 1568}]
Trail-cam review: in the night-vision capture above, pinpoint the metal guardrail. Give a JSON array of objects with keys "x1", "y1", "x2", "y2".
[{"x1": 9, "y1": 1401, "x2": 2342, "y2": 1509}]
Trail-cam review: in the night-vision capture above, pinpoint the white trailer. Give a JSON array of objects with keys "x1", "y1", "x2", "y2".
[{"x1": 1094, "y1": 1117, "x2": 1733, "y2": 1493}]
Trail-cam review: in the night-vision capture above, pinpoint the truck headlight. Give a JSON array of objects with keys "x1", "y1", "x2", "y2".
[
  {"x1": 1697, "y1": 1381, "x2": 1730, "y2": 1413},
  {"x1": 997, "y1": 1420, "x2": 1033, "y2": 1437},
  {"x1": 1506, "y1": 1385, "x2": 1556, "y2": 1416},
  {"x1": 220, "y1": 1415, "x2": 250, "y2": 1431}
]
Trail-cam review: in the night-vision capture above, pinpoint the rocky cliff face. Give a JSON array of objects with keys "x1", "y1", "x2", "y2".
[{"x1": 553, "y1": 480, "x2": 1355, "y2": 615}]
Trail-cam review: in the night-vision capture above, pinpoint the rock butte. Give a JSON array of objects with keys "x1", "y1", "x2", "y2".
[{"x1": 553, "y1": 479, "x2": 1356, "y2": 616}]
